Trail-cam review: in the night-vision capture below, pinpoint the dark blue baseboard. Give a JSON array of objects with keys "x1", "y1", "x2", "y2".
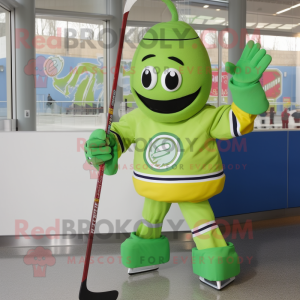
[
  {"x1": 288, "y1": 131, "x2": 300, "y2": 208},
  {"x1": 210, "y1": 132, "x2": 289, "y2": 218}
]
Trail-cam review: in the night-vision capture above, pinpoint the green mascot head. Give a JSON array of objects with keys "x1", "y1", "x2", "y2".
[{"x1": 130, "y1": 0, "x2": 212, "y2": 123}]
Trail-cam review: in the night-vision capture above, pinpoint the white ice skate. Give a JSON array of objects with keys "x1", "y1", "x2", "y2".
[
  {"x1": 128, "y1": 265, "x2": 159, "y2": 275},
  {"x1": 199, "y1": 277, "x2": 235, "y2": 290}
]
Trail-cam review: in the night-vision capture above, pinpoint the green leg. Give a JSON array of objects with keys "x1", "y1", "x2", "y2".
[
  {"x1": 179, "y1": 201, "x2": 240, "y2": 282},
  {"x1": 121, "y1": 198, "x2": 171, "y2": 269},
  {"x1": 136, "y1": 198, "x2": 171, "y2": 239},
  {"x1": 178, "y1": 200, "x2": 226, "y2": 250}
]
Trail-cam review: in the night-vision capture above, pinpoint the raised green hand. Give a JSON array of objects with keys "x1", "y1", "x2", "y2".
[{"x1": 226, "y1": 41, "x2": 272, "y2": 87}]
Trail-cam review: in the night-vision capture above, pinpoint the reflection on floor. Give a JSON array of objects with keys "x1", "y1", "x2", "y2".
[{"x1": 1, "y1": 222, "x2": 300, "y2": 300}]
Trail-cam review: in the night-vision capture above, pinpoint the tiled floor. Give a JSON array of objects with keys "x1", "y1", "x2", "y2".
[{"x1": 1, "y1": 223, "x2": 300, "y2": 300}]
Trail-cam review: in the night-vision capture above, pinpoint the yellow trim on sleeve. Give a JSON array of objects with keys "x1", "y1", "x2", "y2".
[
  {"x1": 111, "y1": 133, "x2": 123, "y2": 158},
  {"x1": 231, "y1": 102, "x2": 256, "y2": 135}
]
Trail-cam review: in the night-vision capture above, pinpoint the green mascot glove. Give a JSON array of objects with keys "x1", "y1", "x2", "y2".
[
  {"x1": 226, "y1": 40, "x2": 272, "y2": 115},
  {"x1": 84, "y1": 129, "x2": 118, "y2": 176}
]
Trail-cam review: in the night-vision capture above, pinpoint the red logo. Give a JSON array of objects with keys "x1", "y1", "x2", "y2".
[
  {"x1": 260, "y1": 69, "x2": 282, "y2": 99},
  {"x1": 24, "y1": 56, "x2": 48, "y2": 88},
  {"x1": 23, "y1": 247, "x2": 56, "y2": 277},
  {"x1": 211, "y1": 72, "x2": 228, "y2": 98},
  {"x1": 83, "y1": 161, "x2": 99, "y2": 179}
]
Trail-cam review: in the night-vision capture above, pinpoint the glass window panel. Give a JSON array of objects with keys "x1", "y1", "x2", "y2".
[
  {"x1": 121, "y1": 26, "x2": 148, "y2": 117},
  {"x1": 247, "y1": 0, "x2": 300, "y2": 34},
  {"x1": 248, "y1": 34, "x2": 300, "y2": 130},
  {"x1": 126, "y1": 0, "x2": 173, "y2": 22},
  {"x1": 221, "y1": 33, "x2": 229, "y2": 106},
  {"x1": 35, "y1": 18, "x2": 107, "y2": 131},
  {"x1": 176, "y1": 1, "x2": 228, "y2": 26},
  {"x1": 197, "y1": 30, "x2": 219, "y2": 107},
  {"x1": 126, "y1": 0, "x2": 228, "y2": 25},
  {"x1": 0, "y1": 7, "x2": 11, "y2": 120}
]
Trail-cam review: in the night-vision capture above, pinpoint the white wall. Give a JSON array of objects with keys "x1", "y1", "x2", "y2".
[
  {"x1": 0, "y1": 36, "x2": 6, "y2": 59},
  {"x1": 0, "y1": 132, "x2": 189, "y2": 236}
]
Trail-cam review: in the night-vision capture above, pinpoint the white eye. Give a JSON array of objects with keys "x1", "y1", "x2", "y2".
[
  {"x1": 161, "y1": 68, "x2": 182, "y2": 92},
  {"x1": 141, "y1": 66, "x2": 157, "y2": 90}
]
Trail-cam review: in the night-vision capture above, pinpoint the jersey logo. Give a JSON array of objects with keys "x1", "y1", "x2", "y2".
[{"x1": 144, "y1": 132, "x2": 183, "y2": 172}]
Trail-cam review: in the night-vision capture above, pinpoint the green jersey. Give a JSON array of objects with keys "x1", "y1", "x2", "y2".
[{"x1": 111, "y1": 103, "x2": 255, "y2": 203}]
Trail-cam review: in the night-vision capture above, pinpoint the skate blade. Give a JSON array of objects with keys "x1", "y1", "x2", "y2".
[
  {"x1": 199, "y1": 277, "x2": 235, "y2": 290},
  {"x1": 128, "y1": 265, "x2": 159, "y2": 275}
]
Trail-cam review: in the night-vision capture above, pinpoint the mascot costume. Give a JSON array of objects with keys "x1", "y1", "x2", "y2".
[{"x1": 84, "y1": 0, "x2": 271, "y2": 290}]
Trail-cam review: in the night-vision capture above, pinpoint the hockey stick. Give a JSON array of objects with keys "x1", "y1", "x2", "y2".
[{"x1": 79, "y1": 1, "x2": 137, "y2": 299}]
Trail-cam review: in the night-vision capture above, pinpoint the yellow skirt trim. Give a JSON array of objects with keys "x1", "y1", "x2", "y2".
[{"x1": 132, "y1": 175, "x2": 226, "y2": 203}]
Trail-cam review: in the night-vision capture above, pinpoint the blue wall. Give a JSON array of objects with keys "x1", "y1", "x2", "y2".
[
  {"x1": 211, "y1": 132, "x2": 294, "y2": 217},
  {"x1": 288, "y1": 131, "x2": 300, "y2": 208}
]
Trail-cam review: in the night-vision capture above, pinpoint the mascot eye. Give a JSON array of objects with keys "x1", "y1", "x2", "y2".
[
  {"x1": 161, "y1": 68, "x2": 182, "y2": 92},
  {"x1": 141, "y1": 66, "x2": 157, "y2": 90}
]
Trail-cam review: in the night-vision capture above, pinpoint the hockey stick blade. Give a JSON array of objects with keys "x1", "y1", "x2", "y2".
[{"x1": 79, "y1": 280, "x2": 119, "y2": 300}]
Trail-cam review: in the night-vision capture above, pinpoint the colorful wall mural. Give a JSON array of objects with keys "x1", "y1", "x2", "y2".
[
  {"x1": 0, "y1": 55, "x2": 298, "y2": 117},
  {"x1": 29, "y1": 55, "x2": 105, "y2": 110}
]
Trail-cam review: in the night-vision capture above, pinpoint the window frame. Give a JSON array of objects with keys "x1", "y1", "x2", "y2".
[{"x1": 0, "y1": 4, "x2": 13, "y2": 120}]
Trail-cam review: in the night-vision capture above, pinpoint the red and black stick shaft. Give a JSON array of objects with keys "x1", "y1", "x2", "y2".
[
  {"x1": 81, "y1": 11, "x2": 129, "y2": 284},
  {"x1": 79, "y1": 11, "x2": 131, "y2": 300}
]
